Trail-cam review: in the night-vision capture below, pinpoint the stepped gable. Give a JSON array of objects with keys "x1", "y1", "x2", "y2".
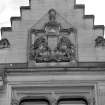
[{"x1": 0, "y1": 0, "x2": 105, "y2": 68}]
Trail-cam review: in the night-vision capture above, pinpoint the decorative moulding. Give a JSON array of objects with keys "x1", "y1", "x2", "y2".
[{"x1": 10, "y1": 83, "x2": 94, "y2": 105}]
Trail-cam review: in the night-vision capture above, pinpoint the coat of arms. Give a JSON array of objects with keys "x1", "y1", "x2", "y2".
[{"x1": 29, "y1": 9, "x2": 77, "y2": 63}]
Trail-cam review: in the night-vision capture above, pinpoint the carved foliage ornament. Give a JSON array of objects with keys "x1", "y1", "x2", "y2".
[
  {"x1": 95, "y1": 36, "x2": 105, "y2": 47},
  {"x1": 30, "y1": 9, "x2": 76, "y2": 63},
  {"x1": 0, "y1": 38, "x2": 10, "y2": 49},
  {"x1": 11, "y1": 99, "x2": 19, "y2": 105}
]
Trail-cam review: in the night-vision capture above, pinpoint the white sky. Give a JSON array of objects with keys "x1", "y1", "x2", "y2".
[{"x1": 0, "y1": 0, "x2": 105, "y2": 39}]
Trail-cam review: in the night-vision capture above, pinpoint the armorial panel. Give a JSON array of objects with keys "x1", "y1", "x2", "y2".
[{"x1": 28, "y1": 9, "x2": 77, "y2": 67}]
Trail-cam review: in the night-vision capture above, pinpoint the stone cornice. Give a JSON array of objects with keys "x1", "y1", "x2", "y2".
[
  {"x1": 0, "y1": 62, "x2": 105, "y2": 69},
  {"x1": 6, "y1": 73, "x2": 105, "y2": 83}
]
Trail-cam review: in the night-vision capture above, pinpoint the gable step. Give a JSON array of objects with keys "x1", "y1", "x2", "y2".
[
  {"x1": 1, "y1": 27, "x2": 12, "y2": 36},
  {"x1": 83, "y1": 15, "x2": 94, "y2": 19},
  {"x1": 20, "y1": 6, "x2": 31, "y2": 20},
  {"x1": 20, "y1": 6, "x2": 31, "y2": 11},
  {"x1": 93, "y1": 25, "x2": 104, "y2": 30},
  {"x1": 10, "y1": 17, "x2": 21, "y2": 26},
  {"x1": 83, "y1": 15, "x2": 94, "y2": 28},
  {"x1": 93, "y1": 25, "x2": 104, "y2": 37},
  {"x1": 74, "y1": 4, "x2": 85, "y2": 9},
  {"x1": 1, "y1": 5, "x2": 31, "y2": 34},
  {"x1": 74, "y1": 4, "x2": 85, "y2": 18}
]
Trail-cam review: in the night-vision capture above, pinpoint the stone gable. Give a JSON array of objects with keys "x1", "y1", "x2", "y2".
[{"x1": 0, "y1": 0, "x2": 105, "y2": 66}]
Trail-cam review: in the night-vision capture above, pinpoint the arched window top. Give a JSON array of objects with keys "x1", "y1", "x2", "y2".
[
  {"x1": 57, "y1": 97, "x2": 88, "y2": 105},
  {"x1": 19, "y1": 97, "x2": 50, "y2": 105}
]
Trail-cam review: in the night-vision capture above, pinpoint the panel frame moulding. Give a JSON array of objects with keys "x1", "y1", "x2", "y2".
[{"x1": 0, "y1": 71, "x2": 4, "y2": 89}]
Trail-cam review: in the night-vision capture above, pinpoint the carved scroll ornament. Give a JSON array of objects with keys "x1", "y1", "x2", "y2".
[
  {"x1": 30, "y1": 9, "x2": 76, "y2": 63},
  {"x1": 95, "y1": 36, "x2": 105, "y2": 47},
  {"x1": 11, "y1": 99, "x2": 19, "y2": 105},
  {"x1": 0, "y1": 38, "x2": 10, "y2": 49}
]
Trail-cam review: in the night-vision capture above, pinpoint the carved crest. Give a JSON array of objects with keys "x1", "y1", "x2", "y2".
[
  {"x1": 29, "y1": 9, "x2": 76, "y2": 63},
  {"x1": 11, "y1": 99, "x2": 19, "y2": 105},
  {"x1": 95, "y1": 36, "x2": 105, "y2": 47},
  {"x1": 0, "y1": 38, "x2": 10, "y2": 49}
]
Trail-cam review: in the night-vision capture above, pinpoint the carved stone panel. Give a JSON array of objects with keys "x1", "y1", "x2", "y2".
[{"x1": 28, "y1": 9, "x2": 77, "y2": 66}]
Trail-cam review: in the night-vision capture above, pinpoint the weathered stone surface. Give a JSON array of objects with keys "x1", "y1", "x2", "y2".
[
  {"x1": 0, "y1": 0, "x2": 104, "y2": 64},
  {"x1": 0, "y1": 0, "x2": 105, "y2": 105}
]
